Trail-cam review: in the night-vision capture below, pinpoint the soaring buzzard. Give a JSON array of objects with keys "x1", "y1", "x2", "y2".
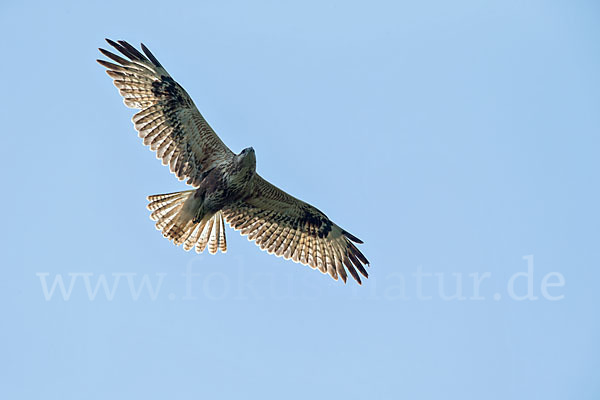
[{"x1": 97, "y1": 39, "x2": 369, "y2": 284}]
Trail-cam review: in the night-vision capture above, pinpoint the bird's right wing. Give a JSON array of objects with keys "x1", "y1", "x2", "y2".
[
  {"x1": 97, "y1": 39, "x2": 234, "y2": 187},
  {"x1": 223, "y1": 175, "x2": 369, "y2": 284}
]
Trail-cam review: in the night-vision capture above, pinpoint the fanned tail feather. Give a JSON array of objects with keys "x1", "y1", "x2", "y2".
[
  {"x1": 147, "y1": 191, "x2": 227, "y2": 254},
  {"x1": 196, "y1": 211, "x2": 227, "y2": 254}
]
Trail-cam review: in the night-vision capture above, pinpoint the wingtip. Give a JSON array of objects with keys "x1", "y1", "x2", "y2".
[
  {"x1": 96, "y1": 58, "x2": 112, "y2": 68},
  {"x1": 339, "y1": 272, "x2": 347, "y2": 284},
  {"x1": 342, "y1": 230, "x2": 363, "y2": 244},
  {"x1": 140, "y1": 42, "x2": 163, "y2": 67}
]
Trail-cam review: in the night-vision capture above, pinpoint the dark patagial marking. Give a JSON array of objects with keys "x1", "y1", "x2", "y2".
[
  {"x1": 151, "y1": 76, "x2": 192, "y2": 144},
  {"x1": 301, "y1": 208, "x2": 332, "y2": 238},
  {"x1": 151, "y1": 76, "x2": 185, "y2": 102}
]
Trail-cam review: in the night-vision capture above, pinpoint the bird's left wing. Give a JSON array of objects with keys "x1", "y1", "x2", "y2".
[
  {"x1": 97, "y1": 39, "x2": 234, "y2": 187},
  {"x1": 222, "y1": 175, "x2": 369, "y2": 284}
]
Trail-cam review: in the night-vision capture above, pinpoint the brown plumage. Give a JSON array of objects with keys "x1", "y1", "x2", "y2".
[{"x1": 98, "y1": 39, "x2": 370, "y2": 284}]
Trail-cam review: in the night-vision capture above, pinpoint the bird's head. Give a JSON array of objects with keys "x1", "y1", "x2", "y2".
[{"x1": 237, "y1": 146, "x2": 256, "y2": 171}]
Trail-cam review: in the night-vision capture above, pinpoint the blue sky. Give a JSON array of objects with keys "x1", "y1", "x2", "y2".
[{"x1": 1, "y1": 0, "x2": 599, "y2": 399}]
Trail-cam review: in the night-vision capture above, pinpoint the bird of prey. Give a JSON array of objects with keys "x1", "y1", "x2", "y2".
[{"x1": 97, "y1": 39, "x2": 369, "y2": 284}]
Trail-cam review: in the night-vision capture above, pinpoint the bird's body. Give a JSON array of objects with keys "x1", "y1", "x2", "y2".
[
  {"x1": 98, "y1": 39, "x2": 370, "y2": 284},
  {"x1": 189, "y1": 148, "x2": 256, "y2": 225}
]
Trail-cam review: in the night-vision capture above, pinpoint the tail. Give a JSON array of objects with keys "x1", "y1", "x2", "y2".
[{"x1": 147, "y1": 191, "x2": 227, "y2": 254}]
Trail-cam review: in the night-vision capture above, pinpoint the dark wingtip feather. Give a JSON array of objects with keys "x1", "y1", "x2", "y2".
[
  {"x1": 342, "y1": 230, "x2": 363, "y2": 244},
  {"x1": 104, "y1": 39, "x2": 142, "y2": 63},
  {"x1": 343, "y1": 257, "x2": 362, "y2": 285},
  {"x1": 348, "y1": 241, "x2": 370, "y2": 266},
  {"x1": 98, "y1": 47, "x2": 112, "y2": 57},
  {"x1": 118, "y1": 40, "x2": 147, "y2": 61},
  {"x1": 96, "y1": 59, "x2": 117, "y2": 69},
  {"x1": 141, "y1": 43, "x2": 162, "y2": 67},
  {"x1": 348, "y1": 252, "x2": 368, "y2": 279},
  {"x1": 105, "y1": 38, "x2": 120, "y2": 49},
  {"x1": 98, "y1": 47, "x2": 130, "y2": 65}
]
